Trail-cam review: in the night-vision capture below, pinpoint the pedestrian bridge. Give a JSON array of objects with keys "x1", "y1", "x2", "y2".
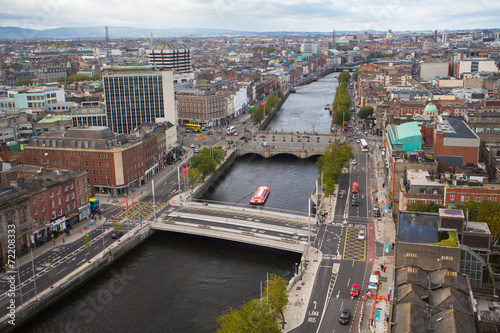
[{"x1": 236, "y1": 146, "x2": 325, "y2": 159}]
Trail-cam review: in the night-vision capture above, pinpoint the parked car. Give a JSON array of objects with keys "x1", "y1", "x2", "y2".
[
  {"x1": 189, "y1": 144, "x2": 196, "y2": 148},
  {"x1": 233, "y1": 132, "x2": 239, "y2": 136},
  {"x1": 302, "y1": 134, "x2": 310, "y2": 138},
  {"x1": 194, "y1": 148, "x2": 199, "y2": 153},
  {"x1": 240, "y1": 135, "x2": 247, "y2": 140},
  {"x1": 339, "y1": 308, "x2": 351, "y2": 325}
]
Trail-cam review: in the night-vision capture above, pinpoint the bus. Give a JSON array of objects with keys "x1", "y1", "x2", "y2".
[
  {"x1": 226, "y1": 126, "x2": 236, "y2": 135},
  {"x1": 185, "y1": 124, "x2": 201, "y2": 133},
  {"x1": 352, "y1": 182, "x2": 359, "y2": 194},
  {"x1": 360, "y1": 139, "x2": 369, "y2": 152},
  {"x1": 90, "y1": 198, "x2": 100, "y2": 214}
]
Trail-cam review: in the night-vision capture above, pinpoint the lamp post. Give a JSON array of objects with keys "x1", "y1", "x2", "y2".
[{"x1": 112, "y1": 185, "x2": 117, "y2": 203}]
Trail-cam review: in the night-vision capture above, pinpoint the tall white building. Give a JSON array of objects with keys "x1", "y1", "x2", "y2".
[
  {"x1": 459, "y1": 58, "x2": 499, "y2": 77},
  {"x1": 102, "y1": 66, "x2": 176, "y2": 134},
  {"x1": 300, "y1": 41, "x2": 320, "y2": 54}
]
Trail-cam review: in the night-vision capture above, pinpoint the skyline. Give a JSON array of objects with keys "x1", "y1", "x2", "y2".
[{"x1": 0, "y1": 0, "x2": 499, "y2": 34}]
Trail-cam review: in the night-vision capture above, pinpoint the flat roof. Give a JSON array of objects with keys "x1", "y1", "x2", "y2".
[{"x1": 398, "y1": 212, "x2": 439, "y2": 243}]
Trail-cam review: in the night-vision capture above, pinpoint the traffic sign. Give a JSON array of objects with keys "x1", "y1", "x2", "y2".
[{"x1": 385, "y1": 243, "x2": 389, "y2": 253}]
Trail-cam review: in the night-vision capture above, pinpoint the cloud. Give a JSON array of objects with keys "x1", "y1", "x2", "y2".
[{"x1": 0, "y1": 0, "x2": 498, "y2": 32}]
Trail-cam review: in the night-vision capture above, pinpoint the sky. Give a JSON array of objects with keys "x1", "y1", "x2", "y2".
[{"x1": 1, "y1": 0, "x2": 499, "y2": 32}]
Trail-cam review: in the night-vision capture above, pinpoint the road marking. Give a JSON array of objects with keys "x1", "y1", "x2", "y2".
[
  {"x1": 336, "y1": 290, "x2": 340, "y2": 298},
  {"x1": 347, "y1": 278, "x2": 350, "y2": 286}
]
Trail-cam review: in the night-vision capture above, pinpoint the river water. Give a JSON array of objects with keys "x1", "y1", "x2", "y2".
[{"x1": 19, "y1": 73, "x2": 338, "y2": 333}]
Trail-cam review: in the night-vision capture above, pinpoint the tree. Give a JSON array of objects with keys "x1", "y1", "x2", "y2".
[
  {"x1": 83, "y1": 234, "x2": 93, "y2": 262},
  {"x1": 263, "y1": 274, "x2": 288, "y2": 324},
  {"x1": 358, "y1": 106, "x2": 374, "y2": 120},
  {"x1": 266, "y1": 94, "x2": 280, "y2": 108},
  {"x1": 187, "y1": 168, "x2": 202, "y2": 185},
  {"x1": 337, "y1": 71, "x2": 351, "y2": 83},
  {"x1": 406, "y1": 200, "x2": 444, "y2": 213},
  {"x1": 351, "y1": 71, "x2": 359, "y2": 82},
  {"x1": 264, "y1": 103, "x2": 273, "y2": 116},
  {"x1": 316, "y1": 141, "x2": 353, "y2": 195},
  {"x1": 251, "y1": 105, "x2": 264, "y2": 123},
  {"x1": 113, "y1": 221, "x2": 125, "y2": 234},
  {"x1": 15, "y1": 78, "x2": 33, "y2": 86},
  {"x1": 275, "y1": 90, "x2": 284, "y2": 99},
  {"x1": 216, "y1": 274, "x2": 287, "y2": 333},
  {"x1": 457, "y1": 200, "x2": 500, "y2": 247}
]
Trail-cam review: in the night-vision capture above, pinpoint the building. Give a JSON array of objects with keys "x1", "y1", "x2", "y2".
[
  {"x1": 459, "y1": 58, "x2": 499, "y2": 77},
  {"x1": 23, "y1": 126, "x2": 158, "y2": 197},
  {"x1": 102, "y1": 66, "x2": 176, "y2": 134},
  {"x1": 419, "y1": 61, "x2": 449, "y2": 81},
  {"x1": 386, "y1": 122, "x2": 422, "y2": 154},
  {"x1": 399, "y1": 169, "x2": 444, "y2": 211},
  {"x1": 70, "y1": 102, "x2": 108, "y2": 128},
  {"x1": 34, "y1": 114, "x2": 72, "y2": 135},
  {"x1": 176, "y1": 89, "x2": 227, "y2": 127},
  {"x1": 147, "y1": 43, "x2": 192, "y2": 73},
  {"x1": 443, "y1": 172, "x2": 500, "y2": 208},
  {"x1": 300, "y1": 41, "x2": 320, "y2": 55},
  {"x1": 464, "y1": 110, "x2": 500, "y2": 142},
  {"x1": 421, "y1": 116, "x2": 480, "y2": 166},
  {"x1": 6, "y1": 87, "x2": 65, "y2": 109},
  {"x1": 38, "y1": 66, "x2": 67, "y2": 83}
]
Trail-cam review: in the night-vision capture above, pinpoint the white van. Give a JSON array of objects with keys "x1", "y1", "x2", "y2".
[{"x1": 367, "y1": 274, "x2": 379, "y2": 291}]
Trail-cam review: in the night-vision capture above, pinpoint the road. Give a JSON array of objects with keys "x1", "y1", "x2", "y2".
[{"x1": 291, "y1": 149, "x2": 375, "y2": 332}]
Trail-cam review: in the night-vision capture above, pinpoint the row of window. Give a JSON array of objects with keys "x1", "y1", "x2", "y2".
[
  {"x1": 449, "y1": 194, "x2": 497, "y2": 202},
  {"x1": 27, "y1": 157, "x2": 110, "y2": 168},
  {"x1": 28, "y1": 149, "x2": 109, "y2": 159}
]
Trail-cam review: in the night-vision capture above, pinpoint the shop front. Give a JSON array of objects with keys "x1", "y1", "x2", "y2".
[
  {"x1": 79, "y1": 203, "x2": 90, "y2": 221},
  {"x1": 66, "y1": 210, "x2": 80, "y2": 228}
]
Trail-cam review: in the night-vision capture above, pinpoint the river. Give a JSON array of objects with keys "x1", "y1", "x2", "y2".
[{"x1": 19, "y1": 72, "x2": 338, "y2": 333}]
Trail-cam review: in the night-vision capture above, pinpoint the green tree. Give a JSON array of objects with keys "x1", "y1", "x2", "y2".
[
  {"x1": 251, "y1": 105, "x2": 265, "y2": 123},
  {"x1": 113, "y1": 221, "x2": 125, "y2": 234},
  {"x1": 83, "y1": 234, "x2": 93, "y2": 262},
  {"x1": 275, "y1": 90, "x2": 284, "y2": 99},
  {"x1": 91, "y1": 75, "x2": 102, "y2": 81},
  {"x1": 266, "y1": 94, "x2": 280, "y2": 108},
  {"x1": 263, "y1": 274, "x2": 288, "y2": 324},
  {"x1": 316, "y1": 141, "x2": 353, "y2": 195},
  {"x1": 187, "y1": 168, "x2": 202, "y2": 185},
  {"x1": 456, "y1": 201, "x2": 479, "y2": 221},
  {"x1": 264, "y1": 103, "x2": 273, "y2": 116},
  {"x1": 351, "y1": 71, "x2": 359, "y2": 82},
  {"x1": 337, "y1": 71, "x2": 351, "y2": 83},
  {"x1": 358, "y1": 106, "x2": 374, "y2": 120},
  {"x1": 406, "y1": 200, "x2": 444, "y2": 213},
  {"x1": 15, "y1": 78, "x2": 33, "y2": 86},
  {"x1": 216, "y1": 274, "x2": 287, "y2": 332}
]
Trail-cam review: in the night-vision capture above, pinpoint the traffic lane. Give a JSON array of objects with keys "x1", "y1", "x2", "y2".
[
  {"x1": 167, "y1": 216, "x2": 315, "y2": 242},
  {"x1": 175, "y1": 206, "x2": 311, "y2": 229},
  {"x1": 288, "y1": 257, "x2": 337, "y2": 333},
  {"x1": 0, "y1": 228, "x2": 118, "y2": 317},
  {"x1": 319, "y1": 260, "x2": 366, "y2": 332}
]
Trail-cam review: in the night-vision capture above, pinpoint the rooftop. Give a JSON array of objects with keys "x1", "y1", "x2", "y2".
[
  {"x1": 38, "y1": 115, "x2": 72, "y2": 123},
  {"x1": 435, "y1": 116, "x2": 478, "y2": 139}
]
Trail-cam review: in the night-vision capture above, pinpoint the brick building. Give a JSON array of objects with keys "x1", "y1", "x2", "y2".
[
  {"x1": 176, "y1": 89, "x2": 227, "y2": 127},
  {"x1": 23, "y1": 127, "x2": 158, "y2": 197}
]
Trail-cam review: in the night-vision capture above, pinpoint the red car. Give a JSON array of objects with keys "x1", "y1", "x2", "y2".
[{"x1": 350, "y1": 284, "x2": 360, "y2": 297}]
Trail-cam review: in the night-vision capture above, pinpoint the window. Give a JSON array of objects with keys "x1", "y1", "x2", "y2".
[
  {"x1": 476, "y1": 196, "x2": 481, "y2": 202},
  {"x1": 466, "y1": 196, "x2": 469, "y2": 201},
  {"x1": 33, "y1": 198, "x2": 37, "y2": 205},
  {"x1": 50, "y1": 191, "x2": 54, "y2": 198},
  {"x1": 450, "y1": 194, "x2": 455, "y2": 201},
  {"x1": 105, "y1": 162, "x2": 108, "y2": 167},
  {"x1": 461, "y1": 195, "x2": 465, "y2": 202}
]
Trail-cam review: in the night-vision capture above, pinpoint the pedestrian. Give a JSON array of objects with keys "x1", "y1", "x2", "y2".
[
  {"x1": 391, "y1": 242, "x2": 395, "y2": 249},
  {"x1": 383, "y1": 265, "x2": 386, "y2": 272},
  {"x1": 380, "y1": 264, "x2": 384, "y2": 271}
]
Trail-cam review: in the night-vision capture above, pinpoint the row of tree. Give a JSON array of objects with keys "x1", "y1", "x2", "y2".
[
  {"x1": 316, "y1": 141, "x2": 354, "y2": 195},
  {"x1": 187, "y1": 147, "x2": 226, "y2": 185},
  {"x1": 251, "y1": 90, "x2": 284, "y2": 124},
  {"x1": 331, "y1": 81, "x2": 351, "y2": 126},
  {"x1": 216, "y1": 274, "x2": 288, "y2": 332},
  {"x1": 56, "y1": 74, "x2": 102, "y2": 82}
]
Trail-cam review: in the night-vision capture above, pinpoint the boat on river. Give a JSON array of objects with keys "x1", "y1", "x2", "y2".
[{"x1": 250, "y1": 186, "x2": 270, "y2": 205}]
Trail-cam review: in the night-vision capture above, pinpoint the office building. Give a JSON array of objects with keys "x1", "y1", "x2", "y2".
[
  {"x1": 147, "y1": 43, "x2": 192, "y2": 73},
  {"x1": 102, "y1": 66, "x2": 176, "y2": 134}
]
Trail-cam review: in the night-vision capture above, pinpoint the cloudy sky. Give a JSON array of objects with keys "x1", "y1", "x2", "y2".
[{"x1": 1, "y1": 0, "x2": 499, "y2": 32}]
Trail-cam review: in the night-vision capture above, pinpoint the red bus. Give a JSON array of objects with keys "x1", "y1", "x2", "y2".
[{"x1": 352, "y1": 182, "x2": 359, "y2": 194}]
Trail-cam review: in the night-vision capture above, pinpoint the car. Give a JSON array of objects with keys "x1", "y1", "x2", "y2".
[
  {"x1": 350, "y1": 284, "x2": 360, "y2": 297},
  {"x1": 239, "y1": 135, "x2": 247, "y2": 140},
  {"x1": 356, "y1": 139, "x2": 361, "y2": 143},
  {"x1": 358, "y1": 229, "x2": 365, "y2": 240},
  {"x1": 259, "y1": 134, "x2": 266, "y2": 138},
  {"x1": 339, "y1": 308, "x2": 351, "y2": 325},
  {"x1": 194, "y1": 148, "x2": 199, "y2": 153},
  {"x1": 242, "y1": 121, "x2": 247, "y2": 124},
  {"x1": 302, "y1": 134, "x2": 310, "y2": 138},
  {"x1": 352, "y1": 159, "x2": 357, "y2": 165},
  {"x1": 189, "y1": 144, "x2": 196, "y2": 148},
  {"x1": 373, "y1": 205, "x2": 381, "y2": 217},
  {"x1": 233, "y1": 132, "x2": 239, "y2": 136},
  {"x1": 111, "y1": 232, "x2": 122, "y2": 239},
  {"x1": 349, "y1": 138, "x2": 353, "y2": 142},
  {"x1": 352, "y1": 196, "x2": 359, "y2": 206},
  {"x1": 364, "y1": 131, "x2": 368, "y2": 135}
]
